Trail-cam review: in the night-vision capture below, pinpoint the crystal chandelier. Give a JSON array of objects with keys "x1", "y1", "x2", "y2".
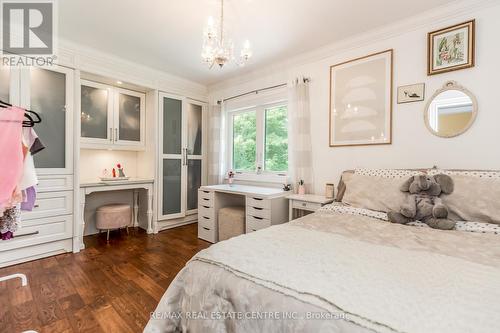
[{"x1": 201, "y1": 0, "x2": 252, "y2": 69}]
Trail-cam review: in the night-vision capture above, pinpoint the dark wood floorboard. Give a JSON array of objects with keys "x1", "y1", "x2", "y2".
[{"x1": 0, "y1": 223, "x2": 209, "y2": 333}]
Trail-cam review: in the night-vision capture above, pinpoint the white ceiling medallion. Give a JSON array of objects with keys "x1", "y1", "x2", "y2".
[{"x1": 201, "y1": 0, "x2": 252, "y2": 69}]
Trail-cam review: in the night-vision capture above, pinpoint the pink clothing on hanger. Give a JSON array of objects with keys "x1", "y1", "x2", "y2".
[{"x1": 0, "y1": 106, "x2": 25, "y2": 213}]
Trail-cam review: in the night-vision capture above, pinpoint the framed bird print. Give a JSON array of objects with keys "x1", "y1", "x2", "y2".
[
  {"x1": 428, "y1": 20, "x2": 475, "y2": 75},
  {"x1": 397, "y1": 83, "x2": 425, "y2": 104},
  {"x1": 329, "y1": 49, "x2": 393, "y2": 147}
]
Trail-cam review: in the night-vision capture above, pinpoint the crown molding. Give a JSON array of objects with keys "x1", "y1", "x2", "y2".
[
  {"x1": 209, "y1": 0, "x2": 498, "y2": 93},
  {"x1": 57, "y1": 39, "x2": 208, "y2": 100}
]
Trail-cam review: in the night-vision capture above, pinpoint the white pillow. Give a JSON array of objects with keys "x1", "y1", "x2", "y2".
[{"x1": 355, "y1": 168, "x2": 424, "y2": 178}]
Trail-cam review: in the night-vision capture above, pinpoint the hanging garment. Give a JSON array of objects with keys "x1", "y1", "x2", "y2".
[
  {"x1": 0, "y1": 206, "x2": 20, "y2": 240},
  {"x1": 22, "y1": 127, "x2": 45, "y2": 155},
  {"x1": 21, "y1": 186, "x2": 36, "y2": 211},
  {"x1": 0, "y1": 106, "x2": 25, "y2": 214}
]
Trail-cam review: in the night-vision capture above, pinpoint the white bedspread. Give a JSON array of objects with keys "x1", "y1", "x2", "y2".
[
  {"x1": 194, "y1": 220, "x2": 500, "y2": 333},
  {"x1": 146, "y1": 209, "x2": 500, "y2": 333}
]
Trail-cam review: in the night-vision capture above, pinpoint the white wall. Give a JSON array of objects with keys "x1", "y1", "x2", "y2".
[
  {"x1": 79, "y1": 149, "x2": 140, "y2": 181},
  {"x1": 209, "y1": 1, "x2": 500, "y2": 194}
]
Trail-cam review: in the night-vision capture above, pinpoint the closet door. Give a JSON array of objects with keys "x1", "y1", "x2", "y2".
[
  {"x1": 159, "y1": 93, "x2": 186, "y2": 220},
  {"x1": 0, "y1": 64, "x2": 20, "y2": 104},
  {"x1": 22, "y1": 66, "x2": 74, "y2": 175},
  {"x1": 80, "y1": 80, "x2": 113, "y2": 146},
  {"x1": 114, "y1": 87, "x2": 145, "y2": 149},
  {"x1": 185, "y1": 99, "x2": 205, "y2": 214}
]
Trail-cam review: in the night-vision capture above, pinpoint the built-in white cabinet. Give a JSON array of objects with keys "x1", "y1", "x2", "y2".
[
  {"x1": 158, "y1": 93, "x2": 207, "y2": 221},
  {"x1": 80, "y1": 80, "x2": 146, "y2": 150},
  {"x1": 0, "y1": 64, "x2": 75, "y2": 267}
]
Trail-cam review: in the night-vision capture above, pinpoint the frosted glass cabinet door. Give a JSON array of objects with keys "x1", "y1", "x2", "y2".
[
  {"x1": 0, "y1": 65, "x2": 10, "y2": 102},
  {"x1": 115, "y1": 88, "x2": 145, "y2": 146},
  {"x1": 187, "y1": 160, "x2": 202, "y2": 211},
  {"x1": 186, "y1": 102, "x2": 202, "y2": 155},
  {"x1": 81, "y1": 81, "x2": 112, "y2": 143},
  {"x1": 29, "y1": 66, "x2": 73, "y2": 173},
  {"x1": 162, "y1": 159, "x2": 182, "y2": 216},
  {"x1": 163, "y1": 97, "x2": 182, "y2": 155}
]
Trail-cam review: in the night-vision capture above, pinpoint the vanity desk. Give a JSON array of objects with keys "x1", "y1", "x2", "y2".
[
  {"x1": 78, "y1": 178, "x2": 154, "y2": 250},
  {"x1": 197, "y1": 184, "x2": 289, "y2": 243}
]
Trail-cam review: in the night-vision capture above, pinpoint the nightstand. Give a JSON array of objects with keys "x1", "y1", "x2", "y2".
[{"x1": 287, "y1": 194, "x2": 334, "y2": 221}]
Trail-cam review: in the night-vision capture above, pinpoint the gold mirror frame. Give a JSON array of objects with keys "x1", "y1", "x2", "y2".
[{"x1": 424, "y1": 81, "x2": 478, "y2": 138}]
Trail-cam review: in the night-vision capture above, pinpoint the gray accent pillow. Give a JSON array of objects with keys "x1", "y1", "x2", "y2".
[
  {"x1": 441, "y1": 175, "x2": 500, "y2": 225},
  {"x1": 342, "y1": 174, "x2": 409, "y2": 213}
]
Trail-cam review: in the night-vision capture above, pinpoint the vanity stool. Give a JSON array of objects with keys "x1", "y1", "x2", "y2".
[
  {"x1": 96, "y1": 204, "x2": 132, "y2": 242},
  {"x1": 218, "y1": 206, "x2": 245, "y2": 241}
]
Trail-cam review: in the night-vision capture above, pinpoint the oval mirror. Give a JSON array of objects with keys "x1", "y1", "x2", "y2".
[{"x1": 424, "y1": 81, "x2": 477, "y2": 138}]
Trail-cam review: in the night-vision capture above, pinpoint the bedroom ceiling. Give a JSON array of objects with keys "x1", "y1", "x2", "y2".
[{"x1": 59, "y1": 0, "x2": 457, "y2": 85}]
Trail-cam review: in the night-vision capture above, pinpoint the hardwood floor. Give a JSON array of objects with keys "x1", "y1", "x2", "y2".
[{"x1": 0, "y1": 224, "x2": 209, "y2": 333}]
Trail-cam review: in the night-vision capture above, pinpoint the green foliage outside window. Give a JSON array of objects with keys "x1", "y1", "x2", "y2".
[
  {"x1": 233, "y1": 111, "x2": 256, "y2": 171},
  {"x1": 265, "y1": 106, "x2": 288, "y2": 172}
]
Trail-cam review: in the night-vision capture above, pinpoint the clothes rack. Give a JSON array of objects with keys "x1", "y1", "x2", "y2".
[{"x1": 0, "y1": 273, "x2": 28, "y2": 286}]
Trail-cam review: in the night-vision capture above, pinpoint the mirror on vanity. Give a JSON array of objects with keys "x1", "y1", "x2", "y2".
[{"x1": 424, "y1": 81, "x2": 477, "y2": 138}]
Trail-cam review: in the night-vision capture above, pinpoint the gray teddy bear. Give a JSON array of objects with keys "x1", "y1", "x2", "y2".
[{"x1": 387, "y1": 174, "x2": 456, "y2": 230}]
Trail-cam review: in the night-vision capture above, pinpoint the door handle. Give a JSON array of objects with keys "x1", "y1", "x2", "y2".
[
  {"x1": 115, "y1": 128, "x2": 118, "y2": 141},
  {"x1": 109, "y1": 128, "x2": 113, "y2": 142}
]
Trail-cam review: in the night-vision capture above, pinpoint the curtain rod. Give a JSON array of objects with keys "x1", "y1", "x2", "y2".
[{"x1": 217, "y1": 77, "x2": 310, "y2": 105}]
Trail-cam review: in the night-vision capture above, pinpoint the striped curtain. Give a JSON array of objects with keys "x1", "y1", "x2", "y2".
[
  {"x1": 207, "y1": 102, "x2": 226, "y2": 185},
  {"x1": 288, "y1": 78, "x2": 314, "y2": 193}
]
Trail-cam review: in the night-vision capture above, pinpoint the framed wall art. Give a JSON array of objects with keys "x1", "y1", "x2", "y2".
[
  {"x1": 428, "y1": 20, "x2": 475, "y2": 75},
  {"x1": 329, "y1": 49, "x2": 393, "y2": 147},
  {"x1": 397, "y1": 83, "x2": 425, "y2": 104}
]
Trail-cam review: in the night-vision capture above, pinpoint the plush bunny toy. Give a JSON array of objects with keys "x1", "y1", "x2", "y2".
[{"x1": 387, "y1": 174, "x2": 456, "y2": 230}]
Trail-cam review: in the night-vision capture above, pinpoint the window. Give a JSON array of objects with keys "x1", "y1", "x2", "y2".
[{"x1": 228, "y1": 102, "x2": 288, "y2": 180}]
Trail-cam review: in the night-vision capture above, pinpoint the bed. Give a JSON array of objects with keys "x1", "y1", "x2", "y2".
[{"x1": 145, "y1": 169, "x2": 500, "y2": 333}]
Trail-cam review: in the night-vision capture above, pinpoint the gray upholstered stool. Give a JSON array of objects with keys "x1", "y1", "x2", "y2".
[
  {"x1": 218, "y1": 206, "x2": 245, "y2": 241},
  {"x1": 96, "y1": 204, "x2": 132, "y2": 242}
]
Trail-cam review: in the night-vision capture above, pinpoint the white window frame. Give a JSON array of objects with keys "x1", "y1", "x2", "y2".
[{"x1": 226, "y1": 100, "x2": 288, "y2": 184}]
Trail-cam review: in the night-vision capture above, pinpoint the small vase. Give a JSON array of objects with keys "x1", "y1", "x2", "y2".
[{"x1": 298, "y1": 185, "x2": 306, "y2": 195}]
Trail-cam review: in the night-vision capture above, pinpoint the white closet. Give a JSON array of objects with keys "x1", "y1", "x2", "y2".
[
  {"x1": 80, "y1": 79, "x2": 146, "y2": 150},
  {"x1": 0, "y1": 64, "x2": 75, "y2": 268},
  {"x1": 158, "y1": 93, "x2": 207, "y2": 223}
]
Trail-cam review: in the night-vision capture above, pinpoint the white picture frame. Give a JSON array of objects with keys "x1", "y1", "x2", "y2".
[
  {"x1": 397, "y1": 83, "x2": 425, "y2": 104},
  {"x1": 329, "y1": 49, "x2": 393, "y2": 147}
]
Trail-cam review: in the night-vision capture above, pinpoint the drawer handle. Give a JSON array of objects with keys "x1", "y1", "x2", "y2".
[
  {"x1": 34, "y1": 204, "x2": 40, "y2": 208},
  {"x1": 253, "y1": 198, "x2": 263, "y2": 201},
  {"x1": 202, "y1": 206, "x2": 210, "y2": 209},
  {"x1": 203, "y1": 198, "x2": 209, "y2": 201},
  {"x1": 253, "y1": 216, "x2": 263, "y2": 220},
  {"x1": 253, "y1": 207, "x2": 263, "y2": 210},
  {"x1": 203, "y1": 216, "x2": 210, "y2": 219},
  {"x1": 203, "y1": 227, "x2": 210, "y2": 231},
  {"x1": 203, "y1": 191, "x2": 210, "y2": 194},
  {"x1": 252, "y1": 229, "x2": 257, "y2": 232},
  {"x1": 301, "y1": 203, "x2": 307, "y2": 207}
]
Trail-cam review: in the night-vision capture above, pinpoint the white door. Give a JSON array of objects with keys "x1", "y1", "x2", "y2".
[
  {"x1": 20, "y1": 65, "x2": 74, "y2": 175},
  {"x1": 80, "y1": 80, "x2": 114, "y2": 146},
  {"x1": 159, "y1": 93, "x2": 186, "y2": 220}
]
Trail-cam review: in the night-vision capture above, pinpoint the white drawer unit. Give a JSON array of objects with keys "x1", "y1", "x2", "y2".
[
  {"x1": 246, "y1": 215, "x2": 271, "y2": 233},
  {"x1": 198, "y1": 223, "x2": 217, "y2": 243},
  {"x1": 22, "y1": 190, "x2": 73, "y2": 221},
  {"x1": 37, "y1": 175, "x2": 74, "y2": 193},
  {"x1": 246, "y1": 205, "x2": 271, "y2": 219},
  {"x1": 197, "y1": 185, "x2": 289, "y2": 243},
  {"x1": 292, "y1": 200, "x2": 322, "y2": 211},
  {"x1": 246, "y1": 196, "x2": 271, "y2": 210},
  {"x1": 288, "y1": 194, "x2": 334, "y2": 221},
  {"x1": 0, "y1": 215, "x2": 73, "y2": 252}
]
